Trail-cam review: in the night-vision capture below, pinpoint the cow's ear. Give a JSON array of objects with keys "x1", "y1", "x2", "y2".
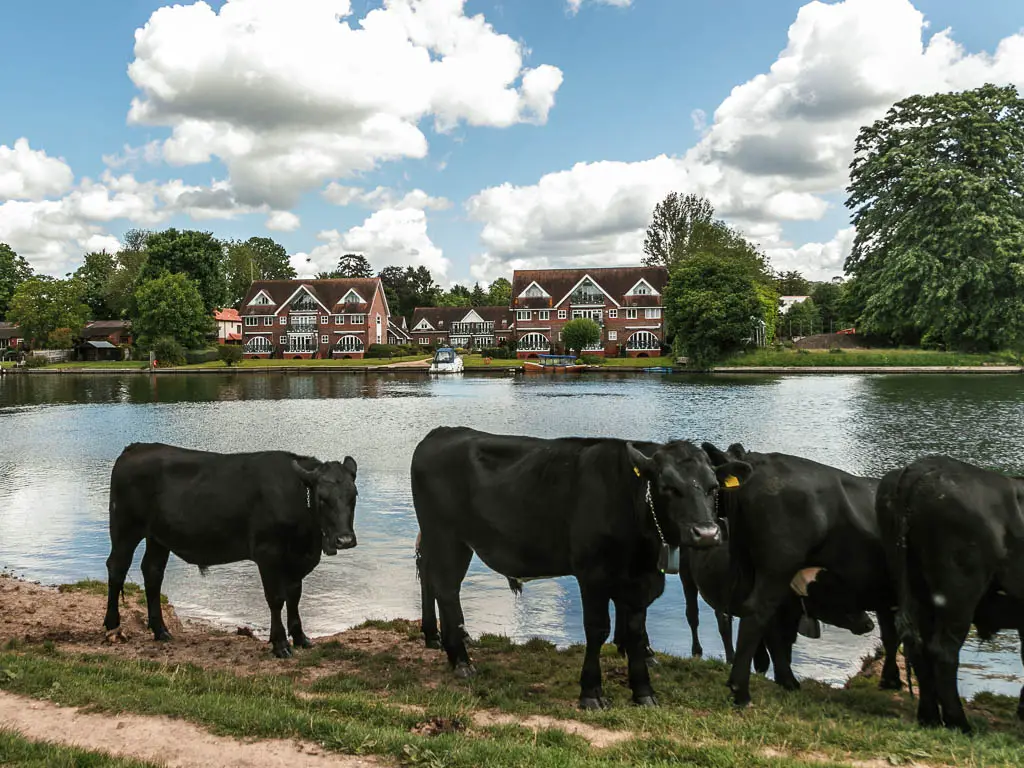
[
  {"x1": 292, "y1": 459, "x2": 320, "y2": 486},
  {"x1": 343, "y1": 456, "x2": 357, "y2": 478},
  {"x1": 726, "y1": 442, "x2": 747, "y2": 459},
  {"x1": 625, "y1": 442, "x2": 656, "y2": 478},
  {"x1": 715, "y1": 459, "x2": 753, "y2": 489},
  {"x1": 701, "y1": 442, "x2": 731, "y2": 466}
]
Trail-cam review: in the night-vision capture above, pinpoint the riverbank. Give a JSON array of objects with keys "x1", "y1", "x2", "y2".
[
  {"x1": 720, "y1": 348, "x2": 1021, "y2": 368},
  {"x1": 0, "y1": 576, "x2": 1021, "y2": 767}
]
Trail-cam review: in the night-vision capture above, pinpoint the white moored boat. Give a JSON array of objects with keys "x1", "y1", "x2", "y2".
[{"x1": 429, "y1": 347, "x2": 464, "y2": 374}]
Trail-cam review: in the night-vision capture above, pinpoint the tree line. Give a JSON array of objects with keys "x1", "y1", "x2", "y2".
[
  {"x1": 0, "y1": 232, "x2": 511, "y2": 356},
  {"x1": 653, "y1": 83, "x2": 1024, "y2": 367}
]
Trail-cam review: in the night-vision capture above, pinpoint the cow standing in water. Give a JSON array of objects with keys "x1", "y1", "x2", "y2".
[
  {"x1": 702, "y1": 442, "x2": 898, "y2": 706},
  {"x1": 104, "y1": 443, "x2": 359, "y2": 658},
  {"x1": 879, "y1": 456, "x2": 1024, "y2": 733},
  {"x1": 412, "y1": 426, "x2": 753, "y2": 709}
]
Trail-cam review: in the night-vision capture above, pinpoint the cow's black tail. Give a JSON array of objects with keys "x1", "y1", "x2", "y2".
[
  {"x1": 879, "y1": 466, "x2": 918, "y2": 699},
  {"x1": 720, "y1": 488, "x2": 753, "y2": 615},
  {"x1": 507, "y1": 578, "x2": 523, "y2": 596}
]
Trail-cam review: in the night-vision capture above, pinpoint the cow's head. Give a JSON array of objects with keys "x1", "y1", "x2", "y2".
[
  {"x1": 790, "y1": 567, "x2": 874, "y2": 635},
  {"x1": 293, "y1": 456, "x2": 359, "y2": 555},
  {"x1": 626, "y1": 441, "x2": 753, "y2": 549}
]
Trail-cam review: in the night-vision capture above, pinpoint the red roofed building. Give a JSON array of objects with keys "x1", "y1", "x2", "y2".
[
  {"x1": 239, "y1": 278, "x2": 390, "y2": 359},
  {"x1": 510, "y1": 266, "x2": 669, "y2": 358},
  {"x1": 409, "y1": 306, "x2": 515, "y2": 349},
  {"x1": 213, "y1": 308, "x2": 242, "y2": 344}
]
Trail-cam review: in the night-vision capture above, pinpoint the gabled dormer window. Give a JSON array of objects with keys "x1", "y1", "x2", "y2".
[
  {"x1": 340, "y1": 288, "x2": 365, "y2": 305},
  {"x1": 291, "y1": 292, "x2": 319, "y2": 312},
  {"x1": 625, "y1": 278, "x2": 660, "y2": 298},
  {"x1": 518, "y1": 281, "x2": 550, "y2": 300},
  {"x1": 248, "y1": 291, "x2": 274, "y2": 306}
]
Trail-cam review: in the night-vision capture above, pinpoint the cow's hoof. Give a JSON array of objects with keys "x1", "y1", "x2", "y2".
[
  {"x1": 153, "y1": 629, "x2": 173, "y2": 642},
  {"x1": 1017, "y1": 703, "x2": 1024, "y2": 722},
  {"x1": 879, "y1": 677, "x2": 902, "y2": 691},
  {"x1": 273, "y1": 644, "x2": 293, "y2": 659},
  {"x1": 633, "y1": 694, "x2": 659, "y2": 708},
  {"x1": 579, "y1": 697, "x2": 610, "y2": 711},
  {"x1": 776, "y1": 677, "x2": 801, "y2": 692},
  {"x1": 425, "y1": 637, "x2": 441, "y2": 650},
  {"x1": 453, "y1": 662, "x2": 476, "y2": 679},
  {"x1": 292, "y1": 634, "x2": 313, "y2": 650},
  {"x1": 691, "y1": 648, "x2": 703, "y2": 659}
]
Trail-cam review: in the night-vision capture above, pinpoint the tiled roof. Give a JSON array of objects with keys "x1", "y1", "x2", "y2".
[
  {"x1": 214, "y1": 308, "x2": 241, "y2": 322},
  {"x1": 0, "y1": 322, "x2": 21, "y2": 339},
  {"x1": 239, "y1": 279, "x2": 384, "y2": 316},
  {"x1": 80, "y1": 320, "x2": 131, "y2": 339},
  {"x1": 510, "y1": 266, "x2": 668, "y2": 309},
  {"x1": 410, "y1": 306, "x2": 514, "y2": 332}
]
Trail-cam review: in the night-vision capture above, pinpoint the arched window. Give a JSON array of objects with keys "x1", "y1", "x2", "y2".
[
  {"x1": 334, "y1": 336, "x2": 365, "y2": 353},
  {"x1": 626, "y1": 331, "x2": 660, "y2": 351},
  {"x1": 518, "y1": 332, "x2": 550, "y2": 352},
  {"x1": 245, "y1": 337, "x2": 272, "y2": 354}
]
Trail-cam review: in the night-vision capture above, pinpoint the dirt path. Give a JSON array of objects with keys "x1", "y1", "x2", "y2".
[
  {"x1": 0, "y1": 691, "x2": 381, "y2": 767},
  {"x1": 382, "y1": 358, "x2": 430, "y2": 368}
]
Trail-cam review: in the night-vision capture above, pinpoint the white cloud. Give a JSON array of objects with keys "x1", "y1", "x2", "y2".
[
  {"x1": 467, "y1": 0, "x2": 1024, "y2": 281},
  {"x1": 0, "y1": 139, "x2": 74, "y2": 202},
  {"x1": 266, "y1": 210, "x2": 301, "y2": 232},
  {"x1": 127, "y1": 0, "x2": 563, "y2": 208},
  {"x1": 567, "y1": 0, "x2": 631, "y2": 15},
  {"x1": 101, "y1": 141, "x2": 163, "y2": 170},
  {"x1": 292, "y1": 206, "x2": 450, "y2": 281},
  {"x1": 323, "y1": 183, "x2": 452, "y2": 211},
  {"x1": 764, "y1": 227, "x2": 855, "y2": 281}
]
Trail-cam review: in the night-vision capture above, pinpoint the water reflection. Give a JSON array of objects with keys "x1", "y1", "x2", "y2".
[{"x1": 0, "y1": 372, "x2": 1021, "y2": 698}]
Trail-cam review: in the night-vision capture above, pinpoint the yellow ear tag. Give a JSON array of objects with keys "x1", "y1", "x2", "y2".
[
  {"x1": 724, "y1": 475, "x2": 739, "y2": 488},
  {"x1": 633, "y1": 466, "x2": 641, "y2": 477}
]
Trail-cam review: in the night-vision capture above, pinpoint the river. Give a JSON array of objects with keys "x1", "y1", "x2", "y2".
[{"x1": 0, "y1": 371, "x2": 1021, "y2": 699}]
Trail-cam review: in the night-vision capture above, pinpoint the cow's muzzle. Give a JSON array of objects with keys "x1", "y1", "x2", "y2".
[
  {"x1": 337, "y1": 533, "x2": 357, "y2": 550},
  {"x1": 689, "y1": 523, "x2": 722, "y2": 548},
  {"x1": 846, "y1": 612, "x2": 875, "y2": 636}
]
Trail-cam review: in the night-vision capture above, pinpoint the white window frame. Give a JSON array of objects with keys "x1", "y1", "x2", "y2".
[
  {"x1": 279, "y1": 335, "x2": 287, "y2": 345},
  {"x1": 321, "y1": 335, "x2": 329, "y2": 344},
  {"x1": 321, "y1": 316, "x2": 330, "y2": 325},
  {"x1": 626, "y1": 309, "x2": 638, "y2": 320},
  {"x1": 333, "y1": 315, "x2": 344, "y2": 324},
  {"x1": 352, "y1": 314, "x2": 366, "y2": 324},
  {"x1": 517, "y1": 310, "x2": 531, "y2": 321},
  {"x1": 244, "y1": 336, "x2": 273, "y2": 354},
  {"x1": 334, "y1": 335, "x2": 365, "y2": 353},
  {"x1": 645, "y1": 308, "x2": 662, "y2": 320},
  {"x1": 538, "y1": 310, "x2": 550, "y2": 321},
  {"x1": 557, "y1": 310, "x2": 567, "y2": 320},
  {"x1": 419, "y1": 337, "x2": 430, "y2": 345},
  {"x1": 608, "y1": 330, "x2": 618, "y2": 341},
  {"x1": 518, "y1": 332, "x2": 550, "y2": 352},
  {"x1": 279, "y1": 316, "x2": 287, "y2": 325},
  {"x1": 264, "y1": 316, "x2": 274, "y2": 326},
  {"x1": 245, "y1": 317, "x2": 259, "y2": 327},
  {"x1": 627, "y1": 331, "x2": 661, "y2": 351},
  {"x1": 607, "y1": 309, "x2": 617, "y2": 319}
]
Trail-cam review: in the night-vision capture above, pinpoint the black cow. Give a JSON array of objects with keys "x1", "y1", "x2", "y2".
[
  {"x1": 103, "y1": 443, "x2": 358, "y2": 658},
  {"x1": 412, "y1": 426, "x2": 753, "y2": 709},
  {"x1": 703, "y1": 442, "x2": 899, "y2": 706},
  {"x1": 878, "y1": 455, "x2": 1024, "y2": 733}
]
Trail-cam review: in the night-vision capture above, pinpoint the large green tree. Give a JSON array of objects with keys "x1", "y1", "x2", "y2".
[
  {"x1": 642, "y1": 192, "x2": 715, "y2": 267},
  {"x1": 133, "y1": 272, "x2": 213, "y2": 349},
  {"x1": 103, "y1": 230, "x2": 151, "y2": 319},
  {"x1": 561, "y1": 317, "x2": 601, "y2": 356},
  {"x1": 379, "y1": 265, "x2": 441, "y2": 320},
  {"x1": 487, "y1": 277, "x2": 512, "y2": 307},
  {"x1": 437, "y1": 284, "x2": 472, "y2": 307},
  {"x1": 776, "y1": 271, "x2": 811, "y2": 296},
  {"x1": 73, "y1": 251, "x2": 117, "y2": 319},
  {"x1": 845, "y1": 83, "x2": 1024, "y2": 350},
  {"x1": 664, "y1": 252, "x2": 764, "y2": 369},
  {"x1": 781, "y1": 298, "x2": 821, "y2": 338},
  {"x1": 0, "y1": 243, "x2": 33, "y2": 320},
  {"x1": 141, "y1": 229, "x2": 227, "y2": 313},
  {"x1": 6, "y1": 277, "x2": 90, "y2": 346},
  {"x1": 224, "y1": 237, "x2": 295, "y2": 306},
  {"x1": 810, "y1": 281, "x2": 844, "y2": 332}
]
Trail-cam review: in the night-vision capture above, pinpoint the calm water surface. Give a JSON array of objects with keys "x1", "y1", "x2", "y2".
[{"x1": 1, "y1": 371, "x2": 1022, "y2": 699}]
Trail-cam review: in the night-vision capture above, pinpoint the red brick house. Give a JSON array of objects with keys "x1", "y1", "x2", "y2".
[
  {"x1": 79, "y1": 320, "x2": 133, "y2": 346},
  {"x1": 213, "y1": 308, "x2": 242, "y2": 344},
  {"x1": 240, "y1": 278, "x2": 390, "y2": 360},
  {"x1": 510, "y1": 266, "x2": 669, "y2": 358},
  {"x1": 0, "y1": 322, "x2": 24, "y2": 349},
  {"x1": 410, "y1": 306, "x2": 515, "y2": 349}
]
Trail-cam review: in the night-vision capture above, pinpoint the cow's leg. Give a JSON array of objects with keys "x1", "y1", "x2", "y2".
[
  {"x1": 428, "y1": 538, "x2": 474, "y2": 676},
  {"x1": 753, "y1": 640, "x2": 771, "y2": 675},
  {"x1": 416, "y1": 533, "x2": 441, "y2": 650},
  {"x1": 715, "y1": 611, "x2": 735, "y2": 663},
  {"x1": 578, "y1": 582, "x2": 612, "y2": 710},
  {"x1": 257, "y1": 563, "x2": 291, "y2": 659},
  {"x1": 140, "y1": 540, "x2": 172, "y2": 641},
  {"x1": 1018, "y1": 631, "x2": 1024, "y2": 722},
  {"x1": 103, "y1": 530, "x2": 142, "y2": 632},
  {"x1": 286, "y1": 580, "x2": 312, "y2": 649},
  {"x1": 927, "y1": 616, "x2": 972, "y2": 734},
  {"x1": 728, "y1": 576, "x2": 791, "y2": 706},
  {"x1": 764, "y1": 605, "x2": 800, "y2": 691},
  {"x1": 680, "y1": 570, "x2": 703, "y2": 658},
  {"x1": 877, "y1": 608, "x2": 902, "y2": 690}
]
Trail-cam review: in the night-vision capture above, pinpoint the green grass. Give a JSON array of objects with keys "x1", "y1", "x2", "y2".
[
  {"x1": 719, "y1": 348, "x2": 1021, "y2": 368},
  {"x1": 0, "y1": 615, "x2": 1022, "y2": 767},
  {"x1": 0, "y1": 730, "x2": 160, "y2": 768},
  {"x1": 58, "y1": 579, "x2": 167, "y2": 606},
  {"x1": 459, "y1": 355, "x2": 676, "y2": 369},
  {"x1": 178, "y1": 355, "x2": 430, "y2": 369},
  {"x1": 23, "y1": 361, "x2": 150, "y2": 369},
  {"x1": 460, "y1": 355, "x2": 523, "y2": 369}
]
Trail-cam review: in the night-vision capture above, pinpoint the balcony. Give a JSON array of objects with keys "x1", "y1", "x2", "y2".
[
  {"x1": 569, "y1": 291, "x2": 606, "y2": 306},
  {"x1": 288, "y1": 319, "x2": 318, "y2": 331},
  {"x1": 285, "y1": 332, "x2": 318, "y2": 354},
  {"x1": 450, "y1": 322, "x2": 495, "y2": 335}
]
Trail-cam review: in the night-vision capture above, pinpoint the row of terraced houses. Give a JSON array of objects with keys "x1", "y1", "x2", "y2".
[{"x1": 240, "y1": 266, "x2": 668, "y2": 360}]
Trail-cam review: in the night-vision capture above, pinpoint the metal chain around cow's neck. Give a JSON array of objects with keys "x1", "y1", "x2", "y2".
[
  {"x1": 306, "y1": 487, "x2": 312, "y2": 509},
  {"x1": 645, "y1": 482, "x2": 667, "y2": 545}
]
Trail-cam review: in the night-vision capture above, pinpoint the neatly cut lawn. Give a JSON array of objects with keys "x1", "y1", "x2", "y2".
[{"x1": 719, "y1": 348, "x2": 1021, "y2": 367}]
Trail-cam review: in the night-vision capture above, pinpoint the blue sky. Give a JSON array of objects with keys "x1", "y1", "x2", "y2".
[{"x1": 1, "y1": 0, "x2": 1022, "y2": 285}]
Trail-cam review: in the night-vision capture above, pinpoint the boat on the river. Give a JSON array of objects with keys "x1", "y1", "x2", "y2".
[
  {"x1": 429, "y1": 347, "x2": 464, "y2": 374},
  {"x1": 522, "y1": 354, "x2": 586, "y2": 374}
]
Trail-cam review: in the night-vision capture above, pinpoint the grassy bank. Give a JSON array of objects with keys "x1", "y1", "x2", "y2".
[
  {"x1": 0, "y1": 730, "x2": 158, "y2": 768},
  {"x1": 720, "y1": 348, "x2": 1021, "y2": 368},
  {"x1": 1, "y1": 617, "x2": 1022, "y2": 767}
]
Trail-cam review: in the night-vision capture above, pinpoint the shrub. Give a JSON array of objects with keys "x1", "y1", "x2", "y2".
[
  {"x1": 47, "y1": 327, "x2": 74, "y2": 349},
  {"x1": 185, "y1": 348, "x2": 219, "y2": 365},
  {"x1": 25, "y1": 355, "x2": 48, "y2": 368},
  {"x1": 480, "y1": 346, "x2": 512, "y2": 360},
  {"x1": 580, "y1": 354, "x2": 602, "y2": 365},
  {"x1": 218, "y1": 345, "x2": 243, "y2": 366},
  {"x1": 151, "y1": 337, "x2": 186, "y2": 367},
  {"x1": 366, "y1": 344, "x2": 404, "y2": 358},
  {"x1": 829, "y1": 347, "x2": 844, "y2": 354}
]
